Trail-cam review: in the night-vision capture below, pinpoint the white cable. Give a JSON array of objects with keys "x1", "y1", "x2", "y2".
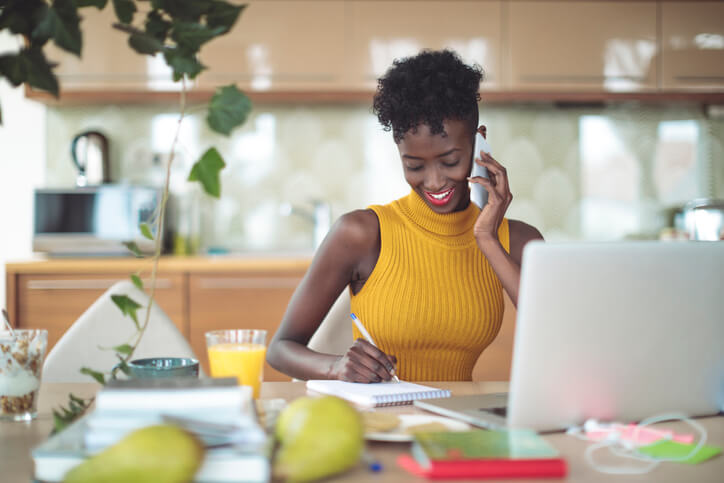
[{"x1": 571, "y1": 412, "x2": 708, "y2": 475}]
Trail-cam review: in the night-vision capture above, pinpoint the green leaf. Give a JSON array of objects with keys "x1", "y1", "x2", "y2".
[
  {"x1": 207, "y1": 84, "x2": 251, "y2": 136},
  {"x1": 0, "y1": 49, "x2": 59, "y2": 96},
  {"x1": 170, "y1": 21, "x2": 225, "y2": 52},
  {"x1": 0, "y1": 0, "x2": 47, "y2": 37},
  {"x1": 25, "y1": 48, "x2": 60, "y2": 96},
  {"x1": 111, "y1": 294, "x2": 143, "y2": 329},
  {"x1": 113, "y1": 343, "x2": 133, "y2": 355},
  {"x1": 0, "y1": 102, "x2": 3, "y2": 125},
  {"x1": 80, "y1": 367, "x2": 106, "y2": 385},
  {"x1": 145, "y1": 10, "x2": 171, "y2": 42},
  {"x1": 0, "y1": 54, "x2": 24, "y2": 86},
  {"x1": 130, "y1": 273, "x2": 144, "y2": 290},
  {"x1": 51, "y1": 393, "x2": 93, "y2": 434},
  {"x1": 69, "y1": 393, "x2": 87, "y2": 405},
  {"x1": 74, "y1": 0, "x2": 108, "y2": 8},
  {"x1": 128, "y1": 32, "x2": 165, "y2": 55},
  {"x1": 152, "y1": 0, "x2": 210, "y2": 22},
  {"x1": 122, "y1": 241, "x2": 144, "y2": 257},
  {"x1": 111, "y1": 0, "x2": 135, "y2": 24},
  {"x1": 33, "y1": 0, "x2": 82, "y2": 56},
  {"x1": 115, "y1": 355, "x2": 131, "y2": 375},
  {"x1": 188, "y1": 147, "x2": 226, "y2": 198},
  {"x1": 139, "y1": 222, "x2": 154, "y2": 240},
  {"x1": 163, "y1": 47, "x2": 204, "y2": 81},
  {"x1": 206, "y1": 2, "x2": 245, "y2": 35}
]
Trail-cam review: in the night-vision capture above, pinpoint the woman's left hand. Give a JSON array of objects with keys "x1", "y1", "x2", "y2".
[{"x1": 468, "y1": 150, "x2": 513, "y2": 244}]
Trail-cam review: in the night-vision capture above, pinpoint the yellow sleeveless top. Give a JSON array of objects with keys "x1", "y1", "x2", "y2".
[{"x1": 350, "y1": 191, "x2": 509, "y2": 381}]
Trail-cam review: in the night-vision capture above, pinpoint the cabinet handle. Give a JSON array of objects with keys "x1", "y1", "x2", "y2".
[
  {"x1": 674, "y1": 76, "x2": 724, "y2": 82},
  {"x1": 27, "y1": 278, "x2": 173, "y2": 290},
  {"x1": 198, "y1": 277, "x2": 301, "y2": 289}
]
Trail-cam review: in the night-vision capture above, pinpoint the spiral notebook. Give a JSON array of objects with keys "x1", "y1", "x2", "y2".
[{"x1": 306, "y1": 380, "x2": 451, "y2": 408}]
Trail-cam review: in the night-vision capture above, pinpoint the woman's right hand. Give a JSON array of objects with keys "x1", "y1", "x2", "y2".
[{"x1": 328, "y1": 339, "x2": 398, "y2": 383}]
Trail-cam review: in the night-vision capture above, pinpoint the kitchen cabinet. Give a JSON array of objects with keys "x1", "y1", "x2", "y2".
[
  {"x1": 508, "y1": 1, "x2": 658, "y2": 92},
  {"x1": 188, "y1": 271, "x2": 306, "y2": 381},
  {"x1": 28, "y1": 2, "x2": 724, "y2": 106},
  {"x1": 661, "y1": 1, "x2": 724, "y2": 91},
  {"x1": 42, "y1": 7, "x2": 153, "y2": 92},
  {"x1": 345, "y1": 1, "x2": 503, "y2": 91},
  {"x1": 11, "y1": 273, "x2": 187, "y2": 357},
  {"x1": 5, "y1": 258, "x2": 312, "y2": 383},
  {"x1": 40, "y1": 1, "x2": 347, "y2": 96},
  {"x1": 5, "y1": 257, "x2": 519, "y2": 382},
  {"x1": 196, "y1": 1, "x2": 346, "y2": 93}
]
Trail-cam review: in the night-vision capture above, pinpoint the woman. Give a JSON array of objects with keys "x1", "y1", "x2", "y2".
[{"x1": 267, "y1": 50, "x2": 543, "y2": 382}]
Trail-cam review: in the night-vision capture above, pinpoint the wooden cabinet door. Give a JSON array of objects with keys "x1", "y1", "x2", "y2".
[
  {"x1": 15, "y1": 273, "x2": 187, "y2": 355},
  {"x1": 345, "y1": 1, "x2": 503, "y2": 91},
  {"x1": 42, "y1": 1, "x2": 347, "y2": 94},
  {"x1": 661, "y1": 1, "x2": 724, "y2": 91},
  {"x1": 195, "y1": 1, "x2": 346, "y2": 92},
  {"x1": 42, "y1": 7, "x2": 155, "y2": 92},
  {"x1": 508, "y1": 1, "x2": 658, "y2": 91},
  {"x1": 188, "y1": 271, "x2": 305, "y2": 381}
]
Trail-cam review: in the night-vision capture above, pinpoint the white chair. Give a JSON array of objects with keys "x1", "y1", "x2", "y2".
[
  {"x1": 42, "y1": 280, "x2": 198, "y2": 383},
  {"x1": 306, "y1": 289, "x2": 353, "y2": 356}
]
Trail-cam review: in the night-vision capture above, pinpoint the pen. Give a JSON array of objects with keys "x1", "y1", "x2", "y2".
[
  {"x1": 350, "y1": 313, "x2": 400, "y2": 382},
  {"x1": 362, "y1": 450, "x2": 383, "y2": 472}
]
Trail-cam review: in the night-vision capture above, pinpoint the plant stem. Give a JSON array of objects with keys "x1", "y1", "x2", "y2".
[{"x1": 124, "y1": 77, "x2": 187, "y2": 362}]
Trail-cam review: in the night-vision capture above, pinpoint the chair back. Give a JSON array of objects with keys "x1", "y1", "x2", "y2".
[
  {"x1": 42, "y1": 280, "x2": 197, "y2": 382},
  {"x1": 306, "y1": 289, "x2": 353, "y2": 356}
]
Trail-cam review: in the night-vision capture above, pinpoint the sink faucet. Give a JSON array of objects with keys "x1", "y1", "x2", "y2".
[{"x1": 279, "y1": 200, "x2": 332, "y2": 249}]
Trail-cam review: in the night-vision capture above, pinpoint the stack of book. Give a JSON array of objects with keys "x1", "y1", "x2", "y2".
[{"x1": 33, "y1": 377, "x2": 269, "y2": 483}]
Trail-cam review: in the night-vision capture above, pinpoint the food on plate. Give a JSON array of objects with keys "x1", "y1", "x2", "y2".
[
  {"x1": 362, "y1": 412, "x2": 401, "y2": 433},
  {"x1": 404, "y1": 421, "x2": 450, "y2": 434}
]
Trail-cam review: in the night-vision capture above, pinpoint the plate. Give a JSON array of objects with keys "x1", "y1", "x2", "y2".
[{"x1": 365, "y1": 414, "x2": 471, "y2": 442}]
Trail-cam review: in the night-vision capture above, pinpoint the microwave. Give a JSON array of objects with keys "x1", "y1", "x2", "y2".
[{"x1": 33, "y1": 185, "x2": 164, "y2": 256}]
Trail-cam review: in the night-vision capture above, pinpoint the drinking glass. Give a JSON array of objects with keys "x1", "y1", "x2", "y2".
[
  {"x1": 205, "y1": 330, "x2": 267, "y2": 398},
  {"x1": 0, "y1": 329, "x2": 48, "y2": 421}
]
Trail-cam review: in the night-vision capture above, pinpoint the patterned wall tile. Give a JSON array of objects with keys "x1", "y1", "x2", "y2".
[{"x1": 45, "y1": 103, "x2": 723, "y2": 250}]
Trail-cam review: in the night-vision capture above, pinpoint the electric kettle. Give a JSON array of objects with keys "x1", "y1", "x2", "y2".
[{"x1": 71, "y1": 130, "x2": 110, "y2": 186}]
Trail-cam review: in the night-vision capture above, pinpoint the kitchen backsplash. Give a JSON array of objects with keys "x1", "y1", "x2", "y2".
[{"x1": 45, "y1": 103, "x2": 724, "y2": 252}]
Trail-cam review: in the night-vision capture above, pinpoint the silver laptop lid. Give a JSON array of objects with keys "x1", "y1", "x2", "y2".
[{"x1": 508, "y1": 241, "x2": 724, "y2": 431}]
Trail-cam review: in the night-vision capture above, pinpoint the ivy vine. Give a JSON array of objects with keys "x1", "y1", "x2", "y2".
[{"x1": 0, "y1": 0, "x2": 252, "y2": 432}]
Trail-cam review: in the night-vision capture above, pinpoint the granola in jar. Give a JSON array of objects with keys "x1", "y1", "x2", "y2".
[{"x1": 0, "y1": 329, "x2": 48, "y2": 421}]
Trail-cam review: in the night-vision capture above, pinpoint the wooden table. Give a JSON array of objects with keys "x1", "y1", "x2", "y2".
[{"x1": 2, "y1": 382, "x2": 722, "y2": 482}]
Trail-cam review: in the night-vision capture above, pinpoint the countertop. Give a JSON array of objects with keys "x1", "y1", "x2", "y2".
[{"x1": 4, "y1": 254, "x2": 314, "y2": 274}]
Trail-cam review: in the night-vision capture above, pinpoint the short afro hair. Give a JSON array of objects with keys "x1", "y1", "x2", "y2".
[{"x1": 372, "y1": 49, "x2": 483, "y2": 143}]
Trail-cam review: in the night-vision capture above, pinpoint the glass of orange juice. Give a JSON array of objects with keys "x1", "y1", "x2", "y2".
[{"x1": 205, "y1": 329, "x2": 267, "y2": 398}]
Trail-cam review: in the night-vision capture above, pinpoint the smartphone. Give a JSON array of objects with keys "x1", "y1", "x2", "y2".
[{"x1": 470, "y1": 130, "x2": 490, "y2": 208}]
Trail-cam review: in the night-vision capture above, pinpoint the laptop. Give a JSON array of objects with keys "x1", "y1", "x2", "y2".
[{"x1": 415, "y1": 241, "x2": 724, "y2": 431}]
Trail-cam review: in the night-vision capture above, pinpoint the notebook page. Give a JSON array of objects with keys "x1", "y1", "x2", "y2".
[{"x1": 306, "y1": 380, "x2": 451, "y2": 408}]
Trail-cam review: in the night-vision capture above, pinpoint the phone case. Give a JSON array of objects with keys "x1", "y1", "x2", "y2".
[{"x1": 471, "y1": 131, "x2": 490, "y2": 208}]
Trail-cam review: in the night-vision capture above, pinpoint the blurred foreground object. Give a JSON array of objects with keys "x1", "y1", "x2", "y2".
[
  {"x1": 63, "y1": 424, "x2": 204, "y2": 483},
  {"x1": 274, "y1": 396, "x2": 364, "y2": 482}
]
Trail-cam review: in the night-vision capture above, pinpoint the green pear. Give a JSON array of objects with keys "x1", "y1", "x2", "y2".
[
  {"x1": 275, "y1": 396, "x2": 315, "y2": 442},
  {"x1": 274, "y1": 396, "x2": 364, "y2": 482},
  {"x1": 64, "y1": 424, "x2": 204, "y2": 483}
]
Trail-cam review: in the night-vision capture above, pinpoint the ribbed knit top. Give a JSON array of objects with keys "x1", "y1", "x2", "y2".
[{"x1": 350, "y1": 190, "x2": 509, "y2": 381}]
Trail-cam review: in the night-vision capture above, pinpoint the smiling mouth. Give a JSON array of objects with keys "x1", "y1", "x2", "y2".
[{"x1": 423, "y1": 187, "x2": 455, "y2": 206}]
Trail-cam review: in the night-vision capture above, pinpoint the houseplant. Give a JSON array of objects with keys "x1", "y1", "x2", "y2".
[{"x1": 0, "y1": 0, "x2": 252, "y2": 429}]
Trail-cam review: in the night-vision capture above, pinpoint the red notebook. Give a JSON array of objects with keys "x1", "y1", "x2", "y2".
[{"x1": 397, "y1": 429, "x2": 567, "y2": 479}]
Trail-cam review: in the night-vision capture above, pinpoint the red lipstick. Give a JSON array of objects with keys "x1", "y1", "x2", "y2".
[{"x1": 423, "y1": 187, "x2": 455, "y2": 206}]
